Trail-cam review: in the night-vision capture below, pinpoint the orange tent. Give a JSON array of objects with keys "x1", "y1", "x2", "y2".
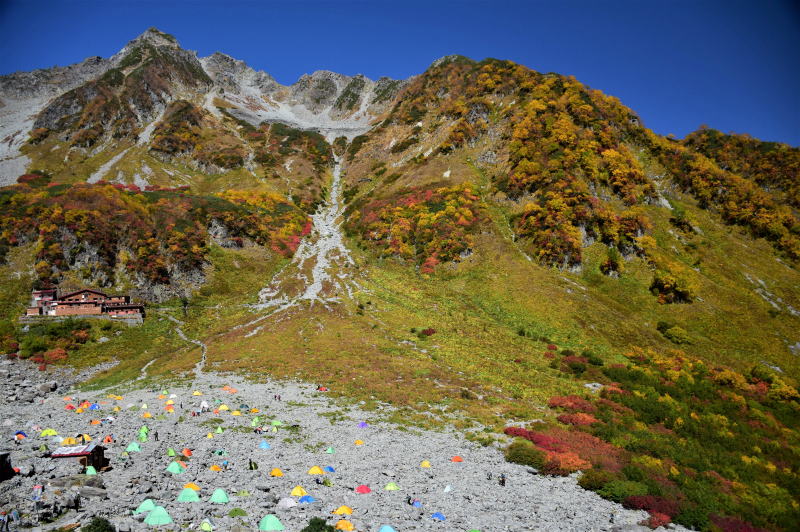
[
  {"x1": 181, "y1": 448, "x2": 193, "y2": 457},
  {"x1": 103, "y1": 435, "x2": 114, "y2": 443},
  {"x1": 451, "y1": 456, "x2": 464, "y2": 462},
  {"x1": 90, "y1": 419, "x2": 101, "y2": 425},
  {"x1": 210, "y1": 465, "x2": 222, "y2": 471}
]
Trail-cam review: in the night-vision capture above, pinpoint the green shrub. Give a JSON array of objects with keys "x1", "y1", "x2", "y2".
[
  {"x1": 81, "y1": 517, "x2": 115, "y2": 532},
  {"x1": 578, "y1": 468, "x2": 616, "y2": 491},
  {"x1": 504, "y1": 438, "x2": 546, "y2": 468},
  {"x1": 300, "y1": 517, "x2": 335, "y2": 532},
  {"x1": 597, "y1": 480, "x2": 649, "y2": 503},
  {"x1": 228, "y1": 508, "x2": 247, "y2": 517}
]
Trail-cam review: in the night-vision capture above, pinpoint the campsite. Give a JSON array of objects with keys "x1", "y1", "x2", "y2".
[{"x1": 0, "y1": 357, "x2": 658, "y2": 530}]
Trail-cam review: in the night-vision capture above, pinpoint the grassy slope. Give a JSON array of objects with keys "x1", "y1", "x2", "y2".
[{"x1": 55, "y1": 149, "x2": 799, "y2": 433}]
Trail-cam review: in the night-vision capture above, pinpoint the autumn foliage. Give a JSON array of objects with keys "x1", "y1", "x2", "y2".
[
  {"x1": 508, "y1": 347, "x2": 800, "y2": 530},
  {"x1": 346, "y1": 184, "x2": 482, "y2": 273},
  {"x1": 0, "y1": 179, "x2": 310, "y2": 289}
]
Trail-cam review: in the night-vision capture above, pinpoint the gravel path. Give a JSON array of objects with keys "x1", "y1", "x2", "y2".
[{"x1": 0, "y1": 359, "x2": 673, "y2": 531}]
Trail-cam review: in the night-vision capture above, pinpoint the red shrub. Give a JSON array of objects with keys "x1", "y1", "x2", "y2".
[
  {"x1": 44, "y1": 348, "x2": 68, "y2": 363},
  {"x1": 38, "y1": 363, "x2": 47, "y2": 371},
  {"x1": 6, "y1": 353, "x2": 17, "y2": 360},
  {"x1": 624, "y1": 495, "x2": 680, "y2": 517},
  {"x1": 597, "y1": 398, "x2": 633, "y2": 414},
  {"x1": 419, "y1": 328, "x2": 436, "y2": 337},
  {"x1": 563, "y1": 355, "x2": 589, "y2": 365},
  {"x1": 504, "y1": 426, "x2": 626, "y2": 472},
  {"x1": 547, "y1": 344, "x2": 558, "y2": 351},
  {"x1": 544, "y1": 351, "x2": 556, "y2": 359},
  {"x1": 709, "y1": 515, "x2": 769, "y2": 532},
  {"x1": 548, "y1": 395, "x2": 597, "y2": 412},
  {"x1": 557, "y1": 413, "x2": 600, "y2": 426},
  {"x1": 540, "y1": 451, "x2": 591, "y2": 475},
  {"x1": 644, "y1": 512, "x2": 671, "y2": 529}
]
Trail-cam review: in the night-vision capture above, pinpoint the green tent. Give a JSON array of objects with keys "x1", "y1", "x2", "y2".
[
  {"x1": 200, "y1": 519, "x2": 214, "y2": 531},
  {"x1": 250, "y1": 417, "x2": 260, "y2": 427},
  {"x1": 132, "y1": 499, "x2": 155, "y2": 515},
  {"x1": 384, "y1": 482, "x2": 399, "y2": 491},
  {"x1": 138, "y1": 433, "x2": 148, "y2": 442},
  {"x1": 156, "y1": 414, "x2": 167, "y2": 420},
  {"x1": 270, "y1": 420, "x2": 282, "y2": 426},
  {"x1": 258, "y1": 515, "x2": 285, "y2": 531},
  {"x1": 215, "y1": 426, "x2": 224, "y2": 434},
  {"x1": 325, "y1": 447, "x2": 335, "y2": 454},
  {"x1": 85, "y1": 466, "x2": 97, "y2": 476},
  {"x1": 236, "y1": 489, "x2": 250, "y2": 497},
  {"x1": 126, "y1": 442, "x2": 141, "y2": 452},
  {"x1": 144, "y1": 506, "x2": 173, "y2": 526},
  {"x1": 177, "y1": 487, "x2": 201, "y2": 502},
  {"x1": 166, "y1": 462, "x2": 184, "y2": 475},
  {"x1": 167, "y1": 447, "x2": 176, "y2": 457},
  {"x1": 139, "y1": 425, "x2": 149, "y2": 434},
  {"x1": 209, "y1": 488, "x2": 229, "y2": 504}
]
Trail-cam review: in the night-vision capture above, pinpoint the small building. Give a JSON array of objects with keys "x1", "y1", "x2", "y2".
[
  {"x1": 24, "y1": 288, "x2": 145, "y2": 319},
  {"x1": 50, "y1": 442, "x2": 107, "y2": 470}
]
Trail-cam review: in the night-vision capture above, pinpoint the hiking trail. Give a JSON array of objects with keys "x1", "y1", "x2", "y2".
[{"x1": 165, "y1": 314, "x2": 207, "y2": 377}]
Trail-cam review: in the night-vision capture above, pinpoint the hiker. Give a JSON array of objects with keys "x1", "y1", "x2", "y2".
[
  {"x1": 406, "y1": 496, "x2": 412, "y2": 505},
  {"x1": 499, "y1": 473, "x2": 506, "y2": 486},
  {"x1": 0, "y1": 512, "x2": 8, "y2": 532},
  {"x1": 486, "y1": 472, "x2": 492, "y2": 480},
  {"x1": 154, "y1": 431, "x2": 159, "y2": 442},
  {"x1": 248, "y1": 459, "x2": 258, "y2": 470}
]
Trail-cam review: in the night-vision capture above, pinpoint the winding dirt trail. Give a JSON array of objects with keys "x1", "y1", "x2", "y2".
[{"x1": 165, "y1": 314, "x2": 208, "y2": 377}]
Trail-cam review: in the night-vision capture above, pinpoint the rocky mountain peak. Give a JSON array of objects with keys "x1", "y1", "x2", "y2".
[{"x1": 126, "y1": 27, "x2": 180, "y2": 49}]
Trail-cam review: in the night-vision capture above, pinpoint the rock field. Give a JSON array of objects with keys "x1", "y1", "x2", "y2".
[{"x1": 0, "y1": 358, "x2": 680, "y2": 531}]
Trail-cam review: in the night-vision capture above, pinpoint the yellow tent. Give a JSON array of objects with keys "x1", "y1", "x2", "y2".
[
  {"x1": 75, "y1": 408, "x2": 84, "y2": 413},
  {"x1": 206, "y1": 433, "x2": 214, "y2": 439},
  {"x1": 219, "y1": 405, "x2": 230, "y2": 411},
  {"x1": 354, "y1": 440, "x2": 364, "y2": 446},
  {"x1": 231, "y1": 410, "x2": 241, "y2": 416},
  {"x1": 332, "y1": 506, "x2": 353, "y2": 515},
  {"x1": 113, "y1": 406, "x2": 121, "y2": 412},
  {"x1": 335, "y1": 520, "x2": 354, "y2": 531},
  {"x1": 270, "y1": 468, "x2": 284, "y2": 477},
  {"x1": 192, "y1": 391, "x2": 203, "y2": 396},
  {"x1": 184, "y1": 483, "x2": 200, "y2": 491},
  {"x1": 210, "y1": 465, "x2": 222, "y2": 471},
  {"x1": 420, "y1": 460, "x2": 431, "y2": 468},
  {"x1": 307, "y1": 466, "x2": 324, "y2": 475},
  {"x1": 290, "y1": 486, "x2": 307, "y2": 497},
  {"x1": 165, "y1": 399, "x2": 175, "y2": 405},
  {"x1": 61, "y1": 437, "x2": 77, "y2": 445},
  {"x1": 40, "y1": 428, "x2": 58, "y2": 437},
  {"x1": 142, "y1": 412, "x2": 152, "y2": 418}
]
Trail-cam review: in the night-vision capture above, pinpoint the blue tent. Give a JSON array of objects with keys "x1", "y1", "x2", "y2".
[
  {"x1": 358, "y1": 421, "x2": 368, "y2": 428},
  {"x1": 431, "y1": 512, "x2": 446, "y2": 521},
  {"x1": 298, "y1": 495, "x2": 315, "y2": 503},
  {"x1": 14, "y1": 431, "x2": 27, "y2": 437},
  {"x1": 412, "y1": 500, "x2": 422, "y2": 508},
  {"x1": 379, "y1": 527, "x2": 398, "y2": 532},
  {"x1": 259, "y1": 441, "x2": 271, "y2": 450},
  {"x1": 323, "y1": 466, "x2": 335, "y2": 473},
  {"x1": 89, "y1": 403, "x2": 101, "y2": 410}
]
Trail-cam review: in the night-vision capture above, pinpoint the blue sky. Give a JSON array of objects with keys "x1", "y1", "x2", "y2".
[{"x1": 1, "y1": 0, "x2": 798, "y2": 145}]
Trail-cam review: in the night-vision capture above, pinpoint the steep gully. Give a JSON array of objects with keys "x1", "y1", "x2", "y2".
[{"x1": 164, "y1": 134, "x2": 358, "y2": 368}]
